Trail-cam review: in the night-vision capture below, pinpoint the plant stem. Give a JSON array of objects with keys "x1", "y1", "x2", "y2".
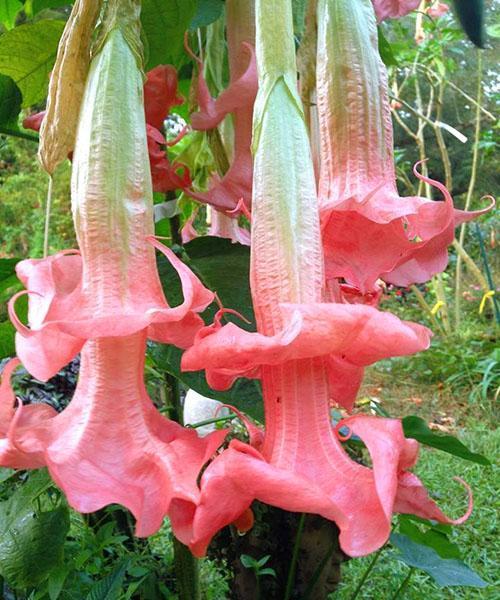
[
  {"x1": 0, "y1": 127, "x2": 39, "y2": 142},
  {"x1": 173, "y1": 537, "x2": 201, "y2": 600},
  {"x1": 348, "y1": 546, "x2": 384, "y2": 600},
  {"x1": 284, "y1": 513, "x2": 306, "y2": 600},
  {"x1": 43, "y1": 175, "x2": 53, "y2": 258},
  {"x1": 410, "y1": 284, "x2": 445, "y2": 335},
  {"x1": 186, "y1": 413, "x2": 237, "y2": 429},
  {"x1": 165, "y1": 373, "x2": 201, "y2": 600},
  {"x1": 474, "y1": 224, "x2": 500, "y2": 324},
  {"x1": 390, "y1": 567, "x2": 415, "y2": 599},
  {"x1": 455, "y1": 49, "x2": 483, "y2": 328},
  {"x1": 302, "y1": 539, "x2": 339, "y2": 600}
]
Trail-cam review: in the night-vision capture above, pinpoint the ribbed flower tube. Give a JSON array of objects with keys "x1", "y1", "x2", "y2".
[
  {"x1": 179, "y1": 0, "x2": 471, "y2": 559},
  {"x1": 2, "y1": 0, "x2": 224, "y2": 538},
  {"x1": 9, "y1": 1, "x2": 214, "y2": 381},
  {"x1": 317, "y1": 0, "x2": 492, "y2": 292}
]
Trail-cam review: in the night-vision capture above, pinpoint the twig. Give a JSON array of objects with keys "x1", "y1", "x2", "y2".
[
  {"x1": 455, "y1": 50, "x2": 483, "y2": 328},
  {"x1": 284, "y1": 513, "x2": 306, "y2": 600}
]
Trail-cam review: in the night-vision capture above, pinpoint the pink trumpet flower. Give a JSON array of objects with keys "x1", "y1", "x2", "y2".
[
  {"x1": 3, "y1": 5, "x2": 227, "y2": 539},
  {"x1": 372, "y1": 0, "x2": 420, "y2": 21},
  {"x1": 0, "y1": 336, "x2": 225, "y2": 536},
  {"x1": 186, "y1": 0, "x2": 257, "y2": 215},
  {"x1": 180, "y1": 0, "x2": 470, "y2": 558},
  {"x1": 317, "y1": 0, "x2": 493, "y2": 293},
  {"x1": 10, "y1": 31, "x2": 214, "y2": 383}
]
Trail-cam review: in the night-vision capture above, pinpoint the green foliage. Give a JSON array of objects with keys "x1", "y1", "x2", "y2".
[
  {"x1": 141, "y1": 0, "x2": 198, "y2": 69},
  {"x1": 85, "y1": 559, "x2": 130, "y2": 600},
  {"x1": 0, "y1": 19, "x2": 65, "y2": 107},
  {"x1": 390, "y1": 533, "x2": 487, "y2": 588},
  {"x1": 0, "y1": 471, "x2": 70, "y2": 589},
  {"x1": 402, "y1": 416, "x2": 490, "y2": 465},
  {"x1": 0, "y1": 0, "x2": 22, "y2": 30},
  {"x1": 0, "y1": 74, "x2": 21, "y2": 128},
  {"x1": 190, "y1": 0, "x2": 224, "y2": 30}
]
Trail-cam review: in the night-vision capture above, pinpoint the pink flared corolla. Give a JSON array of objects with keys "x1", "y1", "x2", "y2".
[
  {"x1": 316, "y1": 0, "x2": 493, "y2": 293},
  {"x1": 178, "y1": 0, "x2": 469, "y2": 559},
  {"x1": 0, "y1": 338, "x2": 226, "y2": 538},
  {"x1": 182, "y1": 303, "x2": 431, "y2": 407},
  {"x1": 186, "y1": 0, "x2": 257, "y2": 215},
  {"x1": 3, "y1": 6, "x2": 226, "y2": 540},
  {"x1": 372, "y1": 0, "x2": 420, "y2": 21},
  {"x1": 10, "y1": 27, "x2": 214, "y2": 382},
  {"x1": 0, "y1": 358, "x2": 56, "y2": 468}
]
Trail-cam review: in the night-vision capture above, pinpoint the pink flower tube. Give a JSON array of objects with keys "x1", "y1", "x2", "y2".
[
  {"x1": 179, "y1": 0, "x2": 470, "y2": 558},
  {"x1": 186, "y1": 0, "x2": 257, "y2": 215},
  {"x1": 317, "y1": 0, "x2": 493, "y2": 293},
  {"x1": 3, "y1": 0, "x2": 225, "y2": 538}
]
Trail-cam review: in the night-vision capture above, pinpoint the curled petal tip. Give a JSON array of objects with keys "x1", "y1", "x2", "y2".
[
  {"x1": 449, "y1": 476, "x2": 473, "y2": 525},
  {"x1": 8, "y1": 290, "x2": 42, "y2": 337}
]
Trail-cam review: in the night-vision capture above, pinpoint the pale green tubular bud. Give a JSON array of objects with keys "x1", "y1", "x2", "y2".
[
  {"x1": 251, "y1": 0, "x2": 324, "y2": 336},
  {"x1": 71, "y1": 0, "x2": 165, "y2": 314}
]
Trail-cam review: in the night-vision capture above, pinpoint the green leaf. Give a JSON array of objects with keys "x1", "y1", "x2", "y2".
[
  {"x1": 0, "y1": 320, "x2": 16, "y2": 360},
  {"x1": 150, "y1": 344, "x2": 264, "y2": 422},
  {"x1": 486, "y1": 23, "x2": 500, "y2": 38},
  {"x1": 402, "y1": 416, "x2": 490, "y2": 465},
  {"x1": 154, "y1": 237, "x2": 263, "y2": 420},
  {"x1": 86, "y1": 560, "x2": 130, "y2": 600},
  {"x1": 240, "y1": 554, "x2": 257, "y2": 569},
  {"x1": 0, "y1": 0, "x2": 21, "y2": 30},
  {"x1": 391, "y1": 533, "x2": 488, "y2": 588},
  {"x1": 0, "y1": 471, "x2": 70, "y2": 589},
  {"x1": 0, "y1": 19, "x2": 65, "y2": 107},
  {"x1": 452, "y1": 0, "x2": 485, "y2": 48},
  {"x1": 47, "y1": 564, "x2": 69, "y2": 600},
  {"x1": 0, "y1": 257, "x2": 20, "y2": 282},
  {"x1": 31, "y1": 0, "x2": 73, "y2": 15},
  {"x1": 378, "y1": 26, "x2": 398, "y2": 66},
  {"x1": 141, "y1": 0, "x2": 198, "y2": 70},
  {"x1": 0, "y1": 74, "x2": 23, "y2": 127},
  {"x1": 190, "y1": 0, "x2": 224, "y2": 29},
  {"x1": 398, "y1": 517, "x2": 461, "y2": 560}
]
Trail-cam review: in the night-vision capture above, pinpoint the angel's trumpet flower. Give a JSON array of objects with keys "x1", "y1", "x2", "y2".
[
  {"x1": 186, "y1": 0, "x2": 257, "y2": 215},
  {"x1": 3, "y1": 0, "x2": 225, "y2": 538},
  {"x1": 10, "y1": 5, "x2": 213, "y2": 383},
  {"x1": 317, "y1": 0, "x2": 492, "y2": 293},
  {"x1": 180, "y1": 0, "x2": 470, "y2": 559},
  {"x1": 372, "y1": 0, "x2": 420, "y2": 21}
]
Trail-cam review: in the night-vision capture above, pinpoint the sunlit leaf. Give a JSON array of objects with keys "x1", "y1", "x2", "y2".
[
  {"x1": 402, "y1": 416, "x2": 490, "y2": 465},
  {"x1": 141, "y1": 0, "x2": 197, "y2": 69},
  {"x1": 0, "y1": 20, "x2": 65, "y2": 107}
]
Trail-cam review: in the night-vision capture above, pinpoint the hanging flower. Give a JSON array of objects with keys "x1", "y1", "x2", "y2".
[
  {"x1": 372, "y1": 0, "x2": 420, "y2": 21},
  {"x1": 11, "y1": 18, "x2": 214, "y2": 383},
  {"x1": 178, "y1": 0, "x2": 470, "y2": 559},
  {"x1": 316, "y1": 0, "x2": 493, "y2": 293},
  {"x1": 4, "y1": 0, "x2": 225, "y2": 539},
  {"x1": 186, "y1": 0, "x2": 257, "y2": 216}
]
